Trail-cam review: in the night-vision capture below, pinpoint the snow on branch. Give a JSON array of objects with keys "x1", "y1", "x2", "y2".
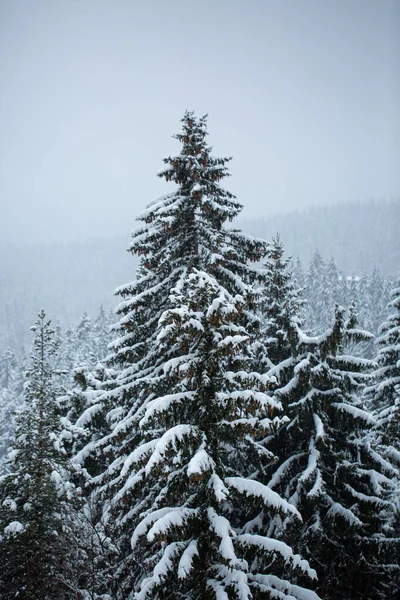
[
  {"x1": 139, "y1": 392, "x2": 196, "y2": 428},
  {"x1": 225, "y1": 477, "x2": 301, "y2": 519},
  {"x1": 187, "y1": 446, "x2": 215, "y2": 479},
  {"x1": 248, "y1": 573, "x2": 321, "y2": 600},
  {"x1": 326, "y1": 501, "x2": 362, "y2": 527},
  {"x1": 332, "y1": 403, "x2": 376, "y2": 425},
  {"x1": 135, "y1": 541, "x2": 187, "y2": 600},
  {"x1": 236, "y1": 534, "x2": 317, "y2": 578},
  {"x1": 177, "y1": 539, "x2": 199, "y2": 579},
  {"x1": 145, "y1": 424, "x2": 200, "y2": 474},
  {"x1": 147, "y1": 507, "x2": 198, "y2": 542}
]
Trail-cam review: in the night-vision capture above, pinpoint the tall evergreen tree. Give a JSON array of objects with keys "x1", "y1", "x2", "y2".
[
  {"x1": 91, "y1": 113, "x2": 319, "y2": 599},
  {"x1": 265, "y1": 305, "x2": 395, "y2": 600},
  {"x1": 0, "y1": 311, "x2": 86, "y2": 599}
]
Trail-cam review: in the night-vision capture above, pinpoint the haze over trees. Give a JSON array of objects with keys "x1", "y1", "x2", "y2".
[{"x1": 0, "y1": 114, "x2": 399, "y2": 599}]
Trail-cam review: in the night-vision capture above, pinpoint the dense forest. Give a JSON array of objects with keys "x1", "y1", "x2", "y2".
[{"x1": 0, "y1": 113, "x2": 399, "y2": 599}]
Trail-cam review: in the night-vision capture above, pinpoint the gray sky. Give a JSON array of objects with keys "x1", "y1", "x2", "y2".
[{"x1": 0, "y1": 0, "x2": 399, "y2": 243}]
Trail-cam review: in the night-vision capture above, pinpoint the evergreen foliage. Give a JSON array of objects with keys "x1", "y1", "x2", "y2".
[
  {"x1": 92, "y1": 113, "x2": 319, "y2": 599},
  {"x1": 0, "y1": 113, "x2": 397, "y2": 599},
  {"x1": 265, "y1": 305, "x2": 396, "y2": 599},
  {"x1": 0, "y1": 312, "x2": 86, "y2": 599},
  {"x1": 258, "y1": 235, "x2": 304, "y2": 367},
  {"x1": 0, "y1": 348, "x2": 25, "y2": 468},
  {"x1": 366, "y1": 279, "x2": 400, "y2": 592}
]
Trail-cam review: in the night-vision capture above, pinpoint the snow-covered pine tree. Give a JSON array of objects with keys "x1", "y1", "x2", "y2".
[
  {"x1": 0, "y1": 311, "x2": 87, "y2": 599},
  {"x1": 93, "y1": 305, "x2": 113, "y2": 362},
  {"x1": 74, "y1": 312, "x2": 97, "y2": 369},
  {"x1": 304, "y1": 250, "x2": 328, "y2": 334},
  {"x1": 265, "y1": 304, "x2": 395, "y2": 600},
  {"x1": 365, "y1": 278, "x2": 400, "y2": 594},
  {"x1": 368, "y1": 276, "x2": 400, "y2": 436},
  {"x1": 325, "y1": 258, "x2": 342, "y2": 309},
  {"x1": 0, "y1": 348, "x2": 25, "y2": 468},
  {"x1": 92, "y1": 112, "x2": 319, "y2": 599},
  {"x1": 258, "y1": 234, "x2": 303, "y2": 367},
  {"x1": 60, "y1": 363, "x2": 117, "y2": 478}
]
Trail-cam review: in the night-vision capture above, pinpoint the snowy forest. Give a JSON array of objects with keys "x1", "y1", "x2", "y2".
[{"x1": 0, "y1": 113, "x2": 399, "y2": 599}]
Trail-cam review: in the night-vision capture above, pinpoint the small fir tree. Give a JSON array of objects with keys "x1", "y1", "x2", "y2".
[
  {"x1": 258, "y1": 234, "x2": 304, "y2": 367},
  {"x1": 0, "y1": 311, "x2": 86, "y2": 599}
]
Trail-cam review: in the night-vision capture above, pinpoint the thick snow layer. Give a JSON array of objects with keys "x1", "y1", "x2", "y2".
[
  {"x1": 140, "y1": 392, "x2": 196, "y2": 427},
  {"x1": 147, "y1": 507, "x2": 198, "y2": 542},
  {"x1": 177, "y1": 539, "x2": 199, "y2": 579},
  {"x1": 332, "y1": 402, "x2": 376, "y2": 425},
  {"x1": 131, "y1": 507, "x2": 181, "y2": 550},
  {"x1": 267, "y1": 453, "x2": 306, "y2": 489},
  {"x1": 249, "y1": 573, "x2": 321, "y2": 600},
  {"x1": 73, "y1": 440, "x2": 97, "y2": 466},
  {"x1": 4, "y1": 521, "x2": 24, "y2": 535},
  {"x1": 299, "y1": 440, "x2": 319, "y2": 485},
  {"x1": 120, "y1": 440, "x2": 158, "y2": 477},
  {"x1": 145, "y1": 424, "x2": 198, "y2": 474},
  {"x1": 313, "y1": 413, "x2": 325, "y2": 440},
  {"x1": 207, "y1": 507, "x2": 237, "y2": 562},
  {"x1": 326, "y1": 501, "x2": 362, "y2": 527},
  {"x1": 76, "y1": 402, "x2": 103, "y2": 427},
  {"x1": 225, "y1": 477, "x2": 301, "y2": 519},
  {"x1": 135, "y1": 541, "x2": 186, "y2": 600},
  {"x1": 208, "y1": 473, "x2": 229, "y2": 502},
  {"x1": 237, "y1": 534, "x2": 317, "y2": 578},
  {"x1": 187, "y1": 446, "x2": 215, "y2": 477}
]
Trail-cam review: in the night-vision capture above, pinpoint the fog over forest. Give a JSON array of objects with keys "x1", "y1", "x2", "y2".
[{"x1": 0, "y1": 198, "x2": 399, "y2": 350}]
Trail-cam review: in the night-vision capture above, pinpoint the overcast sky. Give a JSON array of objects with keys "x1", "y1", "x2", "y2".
[{"x1": 0, "y1": 0, "x2": 399, "y2": 243}]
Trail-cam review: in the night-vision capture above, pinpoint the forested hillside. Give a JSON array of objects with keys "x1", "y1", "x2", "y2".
[
  {"x1": 0, "y1": 199, "x2": 398, "y2": 350},
  {"x1": 240, "y1": 199, "x2": 400, "y2": 276}
]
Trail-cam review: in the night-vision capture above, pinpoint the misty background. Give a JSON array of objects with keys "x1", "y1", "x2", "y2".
[{"x1": 0, "y1": 0, "x2": 399, "y2": 348}]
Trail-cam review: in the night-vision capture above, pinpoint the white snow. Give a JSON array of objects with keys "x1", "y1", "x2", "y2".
[
  {"x1": 187, "y1": 446, "x2": 215, "y2": 478},
  {"x1": 208, "y1": 473, "x2": 229, "y2": 502},
  {"x1": 147, "y1": 507, "x2": 198, "y2": 542},
  {"x1": 313, "y1": 413, "x2": 325, "y2": 440},
  {"x1": 332, "y1": 402, "x2": 376, "y2": 425},
  {"x1": 145, "y1": 424, "x2": 198, "y2": 474},
  {"x1": 131, "y1": 507, "x2": 180, "y2": 550},
  {"x1": 4, "y1": 521, "x2": 24, "y2": 535},
  {"x1": 139, "y1": 392, "x2": 196, "y2": 428},
  {"x1": 177, "y1": 539, "x2": 199, "y2": 579},
  {"x1": 326, "y1": 501, "x2": 362, "y2": 526},
  {"x1": 249, "y1": 573, "x2": 321, "y2": 600},
  {"x1": 237, "y1": 534, "x2": 317, "y2": 578},
  {"x1": 225, "y1": 477, "x2": 301, "y2": 519}
]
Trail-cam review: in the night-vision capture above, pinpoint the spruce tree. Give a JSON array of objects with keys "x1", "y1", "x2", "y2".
[
  {"x1": 0, "y1": 311, "x2": 86, "y2": 599},
  {"x1": 304, "y1": 251, "x2": 328, "y2": 334},
  {"x1": 92, "y1": 113, "x2": 319, "y2": 599},
  {"x1": 265, "y1": 305, "x2": 395, "y2": 600},
  {"x1": 258, "y1": 234, "x2": 303, "y2": 367},
  {"x1": 368, "y1": 277, "x2": 400, "y2": 434},
  {"x1": 365, "y1": 278, "x2": 400, "y2": 595}
]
